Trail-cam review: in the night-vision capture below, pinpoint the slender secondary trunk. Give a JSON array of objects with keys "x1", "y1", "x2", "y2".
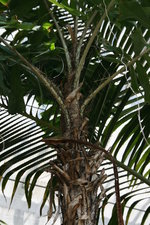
[{"x1": 51, "y1": 80, "x2": 107, "y2": 225}]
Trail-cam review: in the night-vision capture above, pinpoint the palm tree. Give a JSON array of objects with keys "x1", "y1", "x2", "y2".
[{"x1": 0, "y1": 0, "x2": 150, "y2": 224}]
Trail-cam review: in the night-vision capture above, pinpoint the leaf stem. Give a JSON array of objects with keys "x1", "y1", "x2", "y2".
[
  {"x1": 75, "y1": 10, "x2": 98, "y2": 66},
  {"x1": 113, "y1": 163, "x2": 124, "y2": 225},
  {"x1": 0, "y1": 36, "x2": 70, "y2": 128},
  {"x1": 43, "y1": 0, "x2": 72, "y2": 74},
  {"x1": 43, "y1": 137, "x2": 150, "y2": 186},
  {"x1": 74, "y1": 0, "x2": 115, "y2": 88}
]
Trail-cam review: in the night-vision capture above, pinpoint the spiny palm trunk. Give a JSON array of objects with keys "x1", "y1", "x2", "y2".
[{"x1": 54, "y1": 89, "x2": 107, "y2": 225}]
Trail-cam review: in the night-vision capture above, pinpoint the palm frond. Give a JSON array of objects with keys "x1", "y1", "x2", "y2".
[{"x1": 0, "y1": 107, "x2": 55, "y2": 207}]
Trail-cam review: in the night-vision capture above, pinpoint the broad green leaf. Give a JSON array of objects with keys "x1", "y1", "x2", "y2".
[
  {"x1": 42, "y1": 22, "x2": 53, "y2": 32},
  {"x1": 0, "y1": 18, "x2": 34, "y2": 30},
  {"x1": 17, "y1": 22, "x2": 35, "y2": 30},
  {"x1": 119, "y1": 1, "x2": 150, "y2": 28},
  {"x1": 48, "y1": 0, "x2": 81, "y2": 16},
  {"x1": 50, "y1": 42, "x2": 55, "y2": 51},
  {"x1": 0, "y1": 71, "x2": 10, "y2": 95},
  {"x1": 7, "y1": 68, "x2": 25, "y2": 114},
  {"x1": 141, "y1": 0, "x2": 150, "y2": 7},
  {"x1": 9, "y1": 0, "x2": 45, "y2": 19},
  {"x1": 0, "y1": 0, "x2": 9, "y2": 6}
]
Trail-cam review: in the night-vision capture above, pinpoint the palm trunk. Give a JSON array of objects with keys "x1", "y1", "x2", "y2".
[{"x1": 53, "y1": 89, "x2": 107, "y2": 225}]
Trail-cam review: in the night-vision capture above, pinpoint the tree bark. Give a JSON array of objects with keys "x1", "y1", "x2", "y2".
[{"x1": 50, "y1": 88, "x2": 107, "y2": 225}]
